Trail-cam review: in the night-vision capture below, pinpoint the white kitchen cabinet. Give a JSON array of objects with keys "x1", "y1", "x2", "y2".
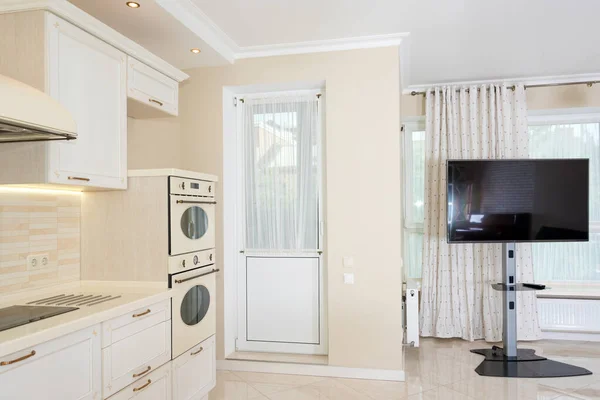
[
  {"x1": 127, "y1": 57, "x2": 179, "y2": 118},
  {"x1": 0, "y1": 11, "x2": 127, "y2": 190},
  {"x1": 172, "y1": 335, "x2": 216, "y2": 400},
  {"x1": 0, "y1": 324, "x2": 101, "y2": 400},
  {"x1": 101, "y1": 300, "x2": 172, "y2": 398},
  {"x1": 110, "y1": 361, "x2": 172, "y2": 400},
  {"x1": 46, "y1": 13, "x2": 127, "y2": 189}
]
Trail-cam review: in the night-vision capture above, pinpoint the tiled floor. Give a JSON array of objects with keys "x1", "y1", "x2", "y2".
[{"x1": 210, "y1": 338, "x2": 600, "y2": 399}]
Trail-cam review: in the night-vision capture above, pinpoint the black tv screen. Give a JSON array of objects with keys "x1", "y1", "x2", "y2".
[{"x1": 447, "y1": 159, "x2": 589, "y2": 243}]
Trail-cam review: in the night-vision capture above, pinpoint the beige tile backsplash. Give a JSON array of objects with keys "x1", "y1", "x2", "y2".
[{"x1": 0, "y1": 190, "x2": 81, "y2": 294}]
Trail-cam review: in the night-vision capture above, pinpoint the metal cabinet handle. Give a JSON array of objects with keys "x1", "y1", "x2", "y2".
[
  {"x1": 132, "y1": 365, "x2": 151, "y2": 377},
  {"x1": 149, "y1": 98, "x2": 163, "y2": 106},
  {"x1": 208, "y1": 185, "x2": 212, "y2": 193},
  {"x1": 68, "y1": 176, "x2": 90, "y2": 182},
  {"x1": 209, "y1": 254, "x2": 213, "y2": 261},
  {"x1": 1, "y1": 350, "x2": 36, "y2": 366},
  {"x1": 132, "y1": 309, "x2": 151, "y2": 318},
  {"x1": 191, "y1": 346, "x2": 203, "y2": 356},
  {"x1": 133, "y1": 379, "x2": 152, "y2": 392}
]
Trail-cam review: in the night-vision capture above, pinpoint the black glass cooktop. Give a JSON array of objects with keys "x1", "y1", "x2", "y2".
[{"x1": 0, "y1": 305, "x2": 78, "y2": 332}]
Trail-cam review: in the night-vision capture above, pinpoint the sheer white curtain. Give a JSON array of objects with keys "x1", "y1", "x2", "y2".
[
  {"x1": 242, "y1": 94, "x2": 320, "y2": 252},
  {"x1": 420, "y1": 84, "x2": 542, "y2": 342}
]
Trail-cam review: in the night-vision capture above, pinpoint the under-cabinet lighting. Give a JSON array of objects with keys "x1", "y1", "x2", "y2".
[{"x1": 0, "y1": 187, "x2": 82, "y2": 195}]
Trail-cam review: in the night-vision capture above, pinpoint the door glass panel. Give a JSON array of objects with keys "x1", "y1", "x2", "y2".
[
  {"x1": 181, "y1": 206, "x2": 208, "y2": 239},
  {"x1": 181, "y1": 285, "x2": 210, "y2": 326}
]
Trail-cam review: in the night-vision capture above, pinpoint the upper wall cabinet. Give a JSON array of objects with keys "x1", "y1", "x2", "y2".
[
  {"x1": 127, "y1": 58, "x2": 179, "y2": 118},
  {"x1": 0, "y1": 11, "x2": 127, "y2": 189}
]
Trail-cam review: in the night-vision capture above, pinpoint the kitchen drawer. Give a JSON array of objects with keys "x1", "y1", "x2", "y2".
[
  {"x1": 168, "y1": 249, "x2": 215, "y2": 275},
  {"x1": 127, "y1": 57, "x2": 178, "y2": 117},
  {"x1": 102, "y1": 299, "x2": 170, "y2": 347},
  {"x1": 172, "y1": 335, "x2": 216, "y2": 400},
  {"x1": 169, "y1": 176, "x2": 215, "y2": 197},
  {"x1": 110, "y1": 361, "x2": 171, "y2": 400},
  {"x1": 102, "y1": 320, "x2": 171, "y2": 398},
  {"x1": 0, "y1": 324, "x2": 101, "y2": 400}
]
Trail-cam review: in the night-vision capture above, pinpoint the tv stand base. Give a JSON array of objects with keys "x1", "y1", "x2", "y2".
[{"x1": 471, "y1": 347, "x2": 592, "y2": 378}]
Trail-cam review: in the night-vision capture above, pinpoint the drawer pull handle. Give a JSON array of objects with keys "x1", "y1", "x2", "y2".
[
  {"x1": 132, "y1": 365, "x2": 151, "y2": 377},
  {"x1": 1, "y1": 350, "x2": 36, "y2": 366},
  {"x1": 132, "y1": 309, "x2": 151, "y2": 318},
  {"x1": 149, "y1": 98, "x2": 163, "y2": 107},
  {"x1": 191, "y1": 346, "x2": 203, "y2": 356},
  {"x1": 133, "y1": 379, "x2": 152, "y2": 392},
  {"x1": 68, "y1": 176, "x2": 90, "y2": 182}
]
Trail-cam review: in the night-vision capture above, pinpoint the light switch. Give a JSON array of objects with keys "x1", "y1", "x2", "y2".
[
  {"x1": 343, "y1": 256, "x2": 354, "y2": 267},
  {"x1": 343, "y1": 273, "x2": 355, "y2": 284}
]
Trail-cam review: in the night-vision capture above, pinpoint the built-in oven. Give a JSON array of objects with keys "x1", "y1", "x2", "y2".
[
  {"x1": 169, "y1": 176, "x2": 216, "y2": 256},
  {"x1": 170, "y1": 264, "x2": 218, "y2": 359}
]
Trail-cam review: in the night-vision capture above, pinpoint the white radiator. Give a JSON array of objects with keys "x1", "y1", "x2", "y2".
[
  {"x1": 404, "y1": 283, "x2": 420, "y2": 347},
  {"x1": 538, "y1": 298, "x2": 600, "y2": 333}
]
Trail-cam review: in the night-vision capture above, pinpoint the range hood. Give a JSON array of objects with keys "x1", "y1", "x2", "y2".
[{"x1": 0, "y1": 74, "x2": 77, "y2": 143}]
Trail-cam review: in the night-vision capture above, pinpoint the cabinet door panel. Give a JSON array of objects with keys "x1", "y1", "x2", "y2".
[
  {"x1": 47, "y1": 13, "x2": 127, "y2": 189},
  {"x1": 0, "y1": 325, "x2": 101, "y2": 400},
  {"x1": 110, "y1": 362, "x2": 171, "y2": 400},
  {"x1": 172, "y1": 335, "x2": 215, "y2": 400}
]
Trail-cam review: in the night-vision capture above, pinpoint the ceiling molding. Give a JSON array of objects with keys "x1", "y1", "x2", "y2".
[
  {"x1": 155, "y1": 0, "x2": 238, "y2": 64},
  {"x1": 402, "y1": 73, "x2": 600, "y2": 95},
  {"x1": 234, "y1": 33, "x2": 409, "y2": 60},
  {"x1": 0, "y1": 0, "x2": 189, "y2": 82}
]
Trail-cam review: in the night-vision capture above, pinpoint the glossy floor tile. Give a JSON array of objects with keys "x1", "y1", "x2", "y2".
[{"x1": 211, "y1": 338, "x2": 600, "y2": 399}]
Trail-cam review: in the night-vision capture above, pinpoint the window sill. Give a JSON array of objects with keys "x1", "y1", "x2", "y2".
[{"x1": 537, "y1": 283, "x2": 600, "y2": 300}]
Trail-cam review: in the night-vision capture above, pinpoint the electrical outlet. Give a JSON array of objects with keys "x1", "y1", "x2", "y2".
[{"x1": 27, "y1": 253, "x2": 49, "y2": 269}]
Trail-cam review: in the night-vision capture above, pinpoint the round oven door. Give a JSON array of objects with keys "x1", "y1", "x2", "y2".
[
  {"x1": 180, "y1": 285, "x2": 210, "y2": 326},
  {"x1": 180, "y1": 206, "x2": 209, "y2": 240}
]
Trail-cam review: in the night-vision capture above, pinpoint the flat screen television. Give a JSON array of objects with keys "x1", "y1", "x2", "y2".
[{"x1": 447, "y1": 159, "x2": 589, "y2": 243}]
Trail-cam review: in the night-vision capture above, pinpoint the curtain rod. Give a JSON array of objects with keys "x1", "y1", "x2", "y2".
[{"x1": 409, "y1": 80, "x2": 599, "y2": 96}]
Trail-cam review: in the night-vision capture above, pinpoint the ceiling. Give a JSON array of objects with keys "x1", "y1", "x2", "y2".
[
  {"x1": 68, "y1": 0, "x2": 229, "y2": 69},
  {"x1": 69, "y1": 0, "x2": 600, "y2": 88}
]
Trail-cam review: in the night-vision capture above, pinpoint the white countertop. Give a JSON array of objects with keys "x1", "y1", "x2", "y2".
[
  {"x1": 0, "y1": 281, "x2": 173, "y2": 358},
  {"x1": 128, "y1": 168, "x2": 218, "y2": 182}
]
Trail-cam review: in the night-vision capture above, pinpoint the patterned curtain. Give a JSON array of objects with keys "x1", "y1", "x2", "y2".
[{"x1": 420, "y1": 84, "x2": 542, "y2": 341}]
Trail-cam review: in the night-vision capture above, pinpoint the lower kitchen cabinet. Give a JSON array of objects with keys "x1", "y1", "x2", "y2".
[
  {"x1": 0, "y1": 324, "x2": 101, "y2": 400},
  {"x1": 110, "y1": 362, "x2": 171, "y2": 400},
  {"x1": 172, "y1": 335, "x2": 216, "y2": 400}
]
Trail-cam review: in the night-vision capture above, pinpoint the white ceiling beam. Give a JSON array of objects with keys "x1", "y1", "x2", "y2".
[{"x1": 155, "y1": 0, "x2": 238, "y2": 64}]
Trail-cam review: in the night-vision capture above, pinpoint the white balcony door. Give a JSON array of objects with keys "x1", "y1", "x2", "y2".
[{"x1": 235, "y1": 91, "x2": 326, "y2": 355}]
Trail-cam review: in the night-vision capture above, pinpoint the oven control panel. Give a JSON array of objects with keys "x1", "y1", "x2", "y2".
[
  {"x1": 168, "y1": 248, "x2": 215, "y2": 275},
  {"x1": 170, "y1": 176, "x2": 214, "y2": 197}
]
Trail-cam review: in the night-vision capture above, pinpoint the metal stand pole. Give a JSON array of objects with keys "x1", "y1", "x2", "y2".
[{"x1": 502, "y1": 242, "x2": 517, "y2": 357}]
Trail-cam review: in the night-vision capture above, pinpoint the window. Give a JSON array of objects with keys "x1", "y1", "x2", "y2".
[
  {"x1": 528, "y1": 111, "x2": 600, "y2": 283},
  {"x1": 402, "y1": 120, "x2": 425, "y2": 280},
  {"x1": 402, "y1": 110, "x2": 600, "y2": 283}
]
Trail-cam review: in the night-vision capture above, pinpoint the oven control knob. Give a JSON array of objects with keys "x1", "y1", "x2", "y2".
[
  {"x1": 181, "y1": 260, "x2": 186, "y2": 268},
  {"x1": 193, "y1": 255, "x2": 199, "y2": 265},
  {"x1": 179, "y1": 182, "x2": 185, "y2": 190}
]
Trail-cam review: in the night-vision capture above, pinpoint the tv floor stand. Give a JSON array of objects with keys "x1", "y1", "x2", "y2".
[{"x1": 470, "y1": 242, "x2": 592, "y2": 378}]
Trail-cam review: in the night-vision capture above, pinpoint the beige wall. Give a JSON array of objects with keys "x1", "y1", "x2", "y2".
[
  {"x1": 127, "y1": 117, "x2": 183, "y2": 170},
  {"x1": 402, "y1": 84, "x2": 600, "y2": 117},
  {"x1": 0, "y1": 190, "x2": 80, "y2": 294},
  {"x1": 175, "y1": 47, "x2": 404, "y2": 371}
]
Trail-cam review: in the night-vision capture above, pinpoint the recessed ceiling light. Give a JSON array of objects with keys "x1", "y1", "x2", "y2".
[
  {"x1": 190, "y1": 48, "x2": 201, "y2": 54},
  {"x1": 126, "y1": 2, "x2": 140, "y2": 8}
]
